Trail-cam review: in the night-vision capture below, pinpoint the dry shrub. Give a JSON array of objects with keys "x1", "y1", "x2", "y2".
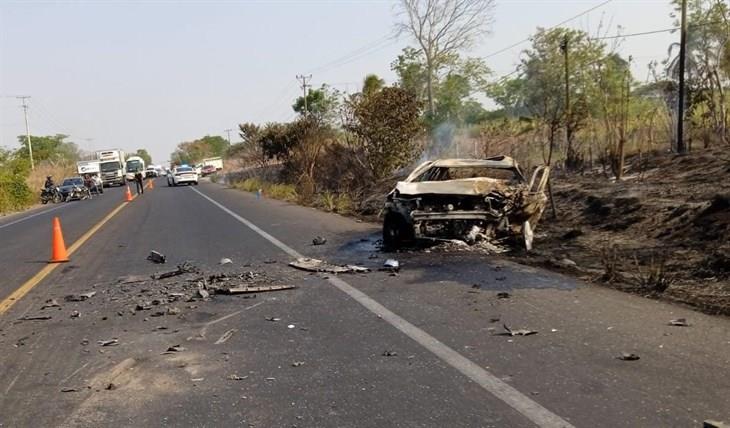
[
  {"x1": 631, "y1": 254, "x2": 675, "y2": 293},
  {"x1": 600, "y1": 243, "x2": 622, "y2": 282},
  {"x1": 27, "y1": 161, "x2": 75, "y2": 191}
]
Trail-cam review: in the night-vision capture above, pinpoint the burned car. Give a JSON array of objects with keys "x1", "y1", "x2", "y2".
[{"x1": 383, "y1": 156, "x2": 549, "y2": 250}]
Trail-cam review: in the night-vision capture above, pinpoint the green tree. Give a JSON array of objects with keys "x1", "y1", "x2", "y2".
[
  {"x1": 344, "y1": 86, "x2": 423, "y2": 180},
  {"x1": 362, "y1": 74, "x2": 386, "y2": 97},
  {"x1": 170, "y1": 135, "x2": 230, "y2": 165},
  {"x1": 292, "y1": 84, "x2": 341, "y2": 124},
  {"x1": 131, "y1": 149, "x2": 152, "y2": 165},
  {"x1": 15, "y1": 134, "x2": 79, "y2": 164},
  {"x1": 396, "y1": 0, "x2": 495, "y2": 118},
  {"x1": 489, "y1": 27, "x2": 604, "y2": 166},
  {"x1": 665, "y1": 0, "x2": 730, "y2": 146}
]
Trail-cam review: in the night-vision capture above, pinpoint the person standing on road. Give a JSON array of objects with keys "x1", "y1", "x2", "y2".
[{"x1": 134, "y1": 171, "x2": 144, "y2": 195}]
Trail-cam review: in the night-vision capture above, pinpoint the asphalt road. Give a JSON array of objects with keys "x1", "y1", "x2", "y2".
[{"x1": 0, "y1": 178, "x2": 728, "y2": 427}]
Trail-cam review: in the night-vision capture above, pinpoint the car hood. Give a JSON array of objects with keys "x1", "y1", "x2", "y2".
[{"x1": 394, "y1": 177, "x2": 514, "y2": 196}]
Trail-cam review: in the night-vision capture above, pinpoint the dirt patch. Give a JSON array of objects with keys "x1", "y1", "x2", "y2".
[{"x1": 508, "y1": 149, "x2": 730, "y2": 315}]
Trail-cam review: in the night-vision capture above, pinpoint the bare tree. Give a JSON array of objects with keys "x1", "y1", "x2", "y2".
[{"x1": 396, "y1": 0, "x2": 495, "y2": 117}]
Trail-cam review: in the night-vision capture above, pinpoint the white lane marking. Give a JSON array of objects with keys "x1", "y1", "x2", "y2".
[
  {"x1": 0, "y1": 203, "x2": 69, "y2": 230},
  {"x1": 190, "y1": 187, "x2": 574, "y2": 428}
]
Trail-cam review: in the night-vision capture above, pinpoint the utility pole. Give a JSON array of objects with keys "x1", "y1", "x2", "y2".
[
  {"x1": 296, "y1": 74, "x2": 312, "y2": 114},
  {"x1": 224, "y1": 128, "x2": 233, "y2": 144},
  {"x1": 18, "y1": 96, "x2": 34, "y2": 170},
  {"x1": 560, "y1": 35, "x2": 572, "y2": 168},
  {"x1": 676, "y1": 0, "x2": 688, "y2": 153}
]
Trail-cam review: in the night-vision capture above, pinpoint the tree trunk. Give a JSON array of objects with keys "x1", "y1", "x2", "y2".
[{"x1": 426, "y1": 60, "x2": 435, "y2": 119}]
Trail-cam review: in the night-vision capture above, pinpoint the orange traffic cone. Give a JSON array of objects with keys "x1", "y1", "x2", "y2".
[
  {"x1": 125, "y1": 185, "x2": 133, "y2": 202},
  {"x1": 50, "y1": 217, "x2": 69, "y2": 263},
  {"x1": 148, "y1": 179, "x2": 154, "y2": 189}
]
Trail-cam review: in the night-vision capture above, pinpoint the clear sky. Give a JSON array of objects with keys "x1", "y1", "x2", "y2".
[{"x1": 0, "y1": 0, "x2": 676, "y2": 164}]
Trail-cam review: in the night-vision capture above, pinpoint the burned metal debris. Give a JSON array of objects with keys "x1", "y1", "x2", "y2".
[
  {"x1": 289, "y1": 257, "x2": 370, "y2": 274},
  {"x1": 147, "y1": 250, "x2": 167, "y2": 264},
  {"x1": 383, "y1": 156, "x2": 550, "y2": 250}
]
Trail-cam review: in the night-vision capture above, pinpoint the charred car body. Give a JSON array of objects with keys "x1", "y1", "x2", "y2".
[{"x1": 383, "y1": 156, "x2": 549, "y2": 250}]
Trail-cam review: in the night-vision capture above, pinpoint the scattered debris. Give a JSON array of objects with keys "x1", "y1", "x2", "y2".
[
  {"x1": 668, "y1": 318, "x2": 690, "y2": 327},
  {"x1": 382, "y1": 350, "x2": 398, "y2": 357},
  {"x1": 501, "y1": 324, "x2": 538, "y2": 336},
  {"x1": 19, "y1": 315, "x2": 52, "y2": 321},
  {"x1": 41, "y1": 299, "x2": 60, "y2": 309},
  {"x1": 229, "y1": 374, "x2": 247, "y2": 380},
  {"x1": 557, "y1": 258, "x2": 577, "y2": 268},
  {"x1": 214, "y1": 329, "x2": 237, "y2": 345},
  {"x1": 70, "y1": 310, "x2": 80, "y2": 318},
  {"x1": 312, "y1": 236, "x2": 327, "y2": 245},
  {"x1": 61, "y1": 387, "x2": 79, "y2": 393},
  {"x1": 265, "y1": 377, "x2": 276, "y2": 381},
  {"x1": 97, "y1": 339, "x2": 119, "y2": 347},
  {"x1": 617, "y1": 352, "x2": 640, "y2": 361},
  {"x1": 265, "y1": 317, "x2": 281, "y2": 322},
  {"x1": 219, "y1": 258, "x2": 233, "y2": 265},
  {"x1": 166, "y1": 307, "x2": 181, "y2": 315},
  {"x1": 287, "y1": 324, "x2": 295, "y2": 329},
  {"x1": 291, "y1": 361, "x2": 305, "y2": 367},
  {"x1": 117, "y1": 275, "x2": 148, "y2": 284},
  {"x1": 220, "y1": 284, "x2": 296, "y2": 294},
  {"x1": 65, "y1": 291, "x2": 96, "y2": 302},
  {"x1": 163, "y1": 345, "x2": 186, "y2": 354},
  {"x1": 147, "y1": 250, "x2": 166, "y2": 264},
  {"x1": 289, "y1": 257, "x2": 370, "y2": 274},
  {"x1": 382, "y1": 259, "x2": 400, "y2": 272},
  {"x1": 152, "y1": 262, "x2": 198, "y2": 280},
  {"x1": 489, "y1": 316, "x2": 501, "y2": 323},
  {"x1": 197, "y1": 287, "x2": 210, "y2": 299},
  {"x1": 496, "y1": 292, "x2": 511, "y2": 299}
]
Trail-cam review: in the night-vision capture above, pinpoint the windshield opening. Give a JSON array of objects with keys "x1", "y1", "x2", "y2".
[
  {"x1": 127, "y1": 160, "x2": 144, "y2": 173},
  {"x1": 100, "y1": 162, "x2": 120, "y2": 172}
]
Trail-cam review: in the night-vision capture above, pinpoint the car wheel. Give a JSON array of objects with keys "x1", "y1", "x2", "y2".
[
  {"x1": 193, "y1": 181, "x2": 198, "y2": 186},
  {"x1": 383, "y1": 213, "x2": 413, "y2": 250}
]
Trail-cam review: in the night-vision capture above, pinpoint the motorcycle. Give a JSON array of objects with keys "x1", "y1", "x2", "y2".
[
  {"x1": 40, "y1": 187, "x2": 62, "y2": 204},
  {"x1": 66, "y1": 185, "x2": 91, "y2": 202}
]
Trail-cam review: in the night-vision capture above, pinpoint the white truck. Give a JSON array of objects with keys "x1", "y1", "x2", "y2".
[
  {"x1": 202, "y1": 157, "x2": 224, "y2": 171},
  {"x1": 96, "y1": 149, "x2": 126, "y2": 187},
  {"x1": 76, "y1": 160, "x2": 100, "y2": 175},
  {"x1": 125, "y1": 156, "x2": 146, "y2": 181}
]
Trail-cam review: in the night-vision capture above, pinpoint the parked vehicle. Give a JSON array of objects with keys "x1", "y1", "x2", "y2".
[
  {"x1": 202, "y1": 156, "x2": 223, "y2": 171},
  {"x1": 200, "y1": 165, "x2": 217, "y2": 176},
  {"x1": 58, "y1": 177, "x2": 91, "y2": 201},
  {"x1": 383, "y1": 156, "x2": 550, "y2": 250},
  {"x1": 125, "y1": 156, "x2": 146, "y2": 181},
  {"x1": 145, "y1": 166, "x2": 158, "y2": 178},
  {"x1": 168, "y1": 166, "x2": 198, "y2": 186},
  {"x1": 40, "y1": 186, "x2": 63, "y2": 204},
  {"x1": 96, "y1": 149, "x2": 126, "y2": 187}
]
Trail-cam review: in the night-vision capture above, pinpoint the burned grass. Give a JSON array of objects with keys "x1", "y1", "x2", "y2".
[{"x1": 515, "y1": 148, "x2": 730, "y2": 315}]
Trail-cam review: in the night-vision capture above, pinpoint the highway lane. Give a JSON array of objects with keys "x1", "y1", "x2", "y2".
[
  {"x1": 0, "y1": 179, "x2": 728, "y2": 427},
  {"x1": 0, "y1": 185, "x2": 133, "y2": 299}
]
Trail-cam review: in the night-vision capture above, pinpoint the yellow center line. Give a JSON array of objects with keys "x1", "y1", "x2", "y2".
[{"x1": 0, "y1": 186, "x2": 149, "y2": 315}]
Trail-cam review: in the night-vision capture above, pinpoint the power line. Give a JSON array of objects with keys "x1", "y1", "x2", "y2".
[
  {"x1": 483, "y1": 0, "x2": 613, "y2": 59},
  {"x1": 591, "y1": 27, "x2": 678, "y2": 40}
]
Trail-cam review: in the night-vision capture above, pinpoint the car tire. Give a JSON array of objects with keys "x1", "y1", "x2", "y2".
[
  {"x1": 383, "y1": 213, "x2": 413, "y2": 250},
  {"x1": 193, "y1": 181, "x2": 198, "y2": 186}
]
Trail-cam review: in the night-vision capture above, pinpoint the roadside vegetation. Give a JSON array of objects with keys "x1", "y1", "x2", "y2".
[
  {"x1": 0, "y1": 134, "x2": 79, "y2": 214},
  {"x1": 164, "y1": 0, "x2": 730, "y2": 311}
]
